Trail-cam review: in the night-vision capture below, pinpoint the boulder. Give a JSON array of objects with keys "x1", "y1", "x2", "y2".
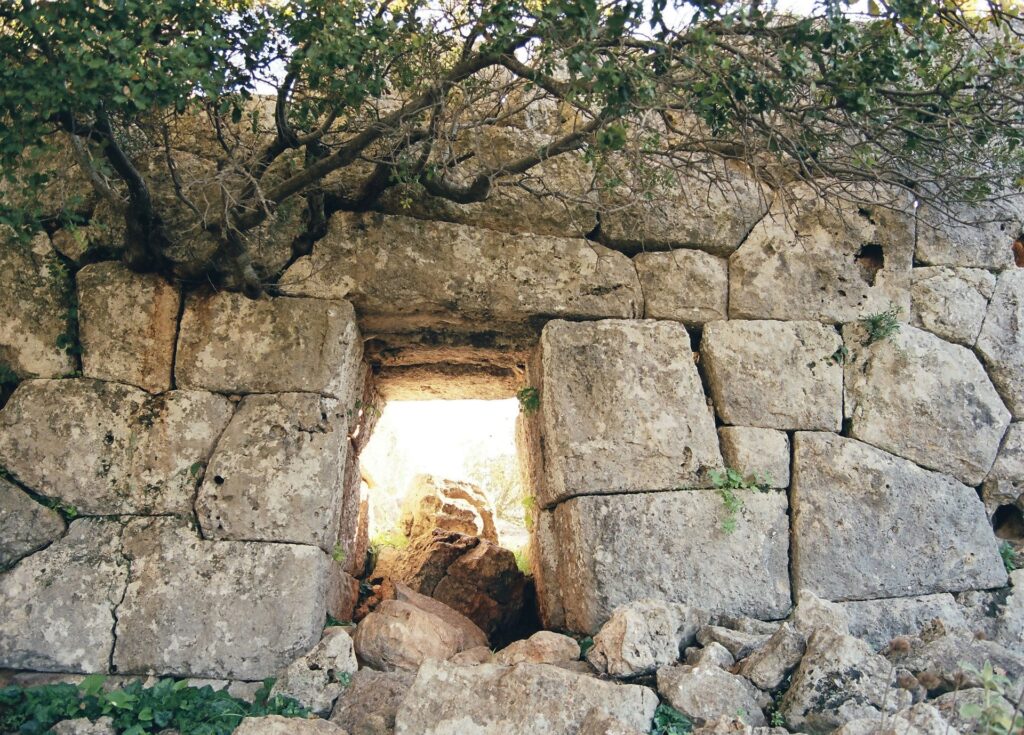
[
  {"x1": 683, "y1": 643, "x2": 735, "y2": 669},
  {"x1": 330, "y1": 668, "x2": 415, "y2": 735},
  {"x1": 696, "y1": 626, "x2": 771, "y2": 661},
  {"x1": 549, "y1": 489, "x2": 791, "y2": 634},
  {"x1": 587, "y1": 599, "x2": 708, "y2": 678},
  {"x1": 976, "y1": 270, "x2": 1024, "y2": 418},
  {"x1": 494, "y1": 631, "x2": 580, "y2": 665},
  {"x1": 0, "y1": 477, "x2": 65, "y2": 568},
  {"x1": 526, "y1": 319, "x2": 722, "y2": 507},
  {"x1": 0, "y1": 379, "x2": 233, "y2": 515},
  {"x1": 113, "y1": 517, "x2": 328, "y2": 680},
  {"x1": 791, "y1": 432, "x2": 1007, "y2": 601},
  {"x1": 0, "y1": 518, "x2": 126, "y2": 672},
  {"x1": 271, "y1": 628, "x2": 359, "y2": 717},
  {"x1": 0, "y1": 233, "x2": 74, "y2": 379},
  {"x1": 352, "y1": 599, "x2": 464, "y2": 671},
  {"x1": 373, "y1": 531, "x2": 478, "y2": 600},
  {"x1": 717, "y1": 427, "x2": 790, "y2": 488},
  {"x1": 915, "y1": 197, "x2": 1024, "y2": 270},
  {"x1": 196, "y1": 393, "x2": 349, "y2": 551},
  {"x1": 234, "y1": 716, "x2": 347, "y2": 735},
  {"x1": 175, "y1": 291, "x2": 363, "y2": 399},
  {"x1": 656, "y1": 665, "x2": 768, "y2": 727},
  {"x1": 832, "y1": 703, "x2": 956, "y2": 735},
  {"x1": 635, "y1": 250, "x2": 729, "y2": 325},
  {"x1": 393, "y1": 582, "x2": 489, "y2": 651},
  {"x1": 392, "y1": 660, "x2": 659, "y2": 735},
  {"x1": 780, "y1": 628, "x2": 913, "y2": 733},
  {"x1": 77, "y1": 262, "x2": 180, "y2": 393},
  {"x1": 843, "y1": 323, "x2": 1010, "y2": 485},
  {"x1": 910, "y1": 267, "x2": 996, "y2": 346},
  {"x1": 701, "y1": 320, "x2": 843, "y2": 431},
  {"x1": 400, "y1": 475, "x2": 497, "y2": 543},
  {"x1": 49, "y1": 718, "x2": 117, "y2": 735},
  {"x1": 730, "y1": 187, "x2": 914, "y2": 322},
  {"x1": 738, "y1": 623, "x2": 806, "y2": 691},
  {"x1": 838, "y1": 594, "x2": 969, "y2": 651},
  {"x1": 982, "y1": 423, "x2": 1024, "y2": 520}
]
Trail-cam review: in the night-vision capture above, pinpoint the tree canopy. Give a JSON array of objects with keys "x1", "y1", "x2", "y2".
[{"x1": 2, "y1": 0, "x2": 1022, "y2": 293}]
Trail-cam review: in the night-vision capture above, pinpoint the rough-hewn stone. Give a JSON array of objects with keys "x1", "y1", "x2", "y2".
[
  {"x1": 701, "y1": 320, "x2": 843, "y2": 431},
  {"x1": 977, "y1": 270, "x2": 1024, "y2": 418},
  {"x1": 983, "y1": 423, "x2": 1024, "y2": 516},
  {"x1": 696, "y1": 626, "x2": 771, "y2": 661},
  {"x1": 0, "y1": 477, "x2": 65, "y2": 568},
  {"x1": 635, "y1": 250, "x2": 729, "y2": 324},
  {"x1": 50, "y1": 718, "x2": 117, "y2": 735},
  {"x1": 657, "y1": 665, "x2": 767, "y2": 726},
  {"x1": 175, "y1": 291, "x2": 362, "y2": 399},
  {"x1": 528, "y1": 319, "x2": 722, "y2": 507},
  {"x1": 0, "y1": 519, "x2": 126, "y2": 673},
  {"x1": 494, "y1": 631, "x2": 580, "y2": 666},
  {"x1": 550, "y1": 489, "x2": 791, "y2": 633},
  {"x1": 683, "y1": 643, "x2": 735, "y2": 669},
  {"x1": 77, "y1": 262, "x2": 180, "y2": 393},
  {"x1": 738, "y1": 623, "x2": 806, "y2": 691},
  {"x1": 839, "y1": 594, "x2": 968, "y2": 651},
  {"x1": 792, "y1": 432, "x2": 1007, "y2": 601},
  {"x1": 528, "y1": 495, "x2": 566, "y2": 630},
  {"x1": 886, "y1": 629, "x2": 1024, "y2": 699},
  {"x1": 580, "y1": 710, "x2": 648, "y2": 735},
  {"x1": 327, "y1": 566, "x2": 360, "y2": 623},
  {"x1": 791, "y1": 590, "x2": 851, "y2": 636},
  {"x1": 353, "y1": 599, "x2": 464, "y2": 672},
  {"x1": 196, "y1": 393, "x2": 348, "y2": 551},
  {"x1": 393, "y1": 582, "x2": 489, "y2": 652},
  {"x1": 717, "y1": 427, "x2": 790, "y2": 488},
  {"x1": 587, "y1": 600, "x2": 708, "y2": 678},
  {"x1": 330, "y1": 668, "x2": 414, "y2": 734},
  {"x1": 833, "y1": 703, "x2": 956, "y2": 735},
  {"x1": 910, "y1": 267, "x2": 995, "y2": 346},
  {"x1": 234, "y1": 716, "x2": 346, "y2": 735},
  {"x1": 0, "y1": 379, "x2": 232, "y2": 515},
  {"x1": 400, "y1": 475, "x2": 497, "y2": 543},
  {"x1": 392, "y1": 660, "x2": 659, "y2": 735},
  {"x1": 730, "y1": 188, "x2": 914, "y2": 322},
  {"x1": 844, "y1": 323, "x2": 1010, "y2": 485},
  {"x1": 915, "y1": 198, "x2": 1024, "y2": 270},
  {"x1": 114, "y1": 518, "x2": 328, "y2": 679},
  {"x1": 271, "y1": 628, "x2": 359, "y2": 716}
]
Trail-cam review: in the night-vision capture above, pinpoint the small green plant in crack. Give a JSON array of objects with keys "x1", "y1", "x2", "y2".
[
  {"x1": 999, "y1": 541, "x2": 1018, "y2": 574},
  {"x1": 830, "y1": 344, "x2": 851, "y2": 365},
  {"x1": 860, "y1": 306, "x2": 903, "y2": 345},
  {"x1": 710, "y1": 468, "x2": 772, "y2": 534},
  {"x1": 959, "y1": 661, "x2": 1022, "y2": 735},
  {"x1": 516, "y1": 386, "x2": 540, "y2": 415},
  {"x1": 650, "y1": 703, "x2": 693, "y2": 735},
  {"x1": 332, "y1": 543, "x2": 347, "y2": 564}
]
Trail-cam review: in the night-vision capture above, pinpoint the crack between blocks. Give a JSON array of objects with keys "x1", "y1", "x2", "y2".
[
  {"x1": 168, "y1": 282, "x2": 188, "y2": 391},
  {"x1": 537, "y1": 484, "x2": 788, "y2": 512},
  {"x1": 189, "y1": 401, "x2": 240, "y2": 541},
  {"x1": 108, "y1": 520, "x2": 131, "y2": 675}
]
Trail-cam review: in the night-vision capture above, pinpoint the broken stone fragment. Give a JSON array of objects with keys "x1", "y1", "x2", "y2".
[
  {"x1": 494, "y1": 631, "x2": 580, "y2": 665},
  {"x1": 696, "y1": 626, "x2": 771, "y2": 661},
  {"x1": 587, "y1": 599, "x2": 708, "y2": 678},
  {"x1": 831, "y1": 703, "x2": 957, "y2": 735},
  {"x1": 579, "y1": 708, "x2": 649, "y2": 735},
  {"x1": 392, "y1": 581, "x2": 488, "y2": 651},
  {"x1": 399, "y1": 474, "x2": 497, "y2": 543},
  {"x1": 330, "y1": 668, "x2": 414, "y2": 734},
  {"x1": 234, "y1": 716, "x2": 347, "y2": 735},
  {"x1": 838, "y1": 594, "x2": 969, "y2": 652},
  {"x1": 0, "y1": 477, "x2": 65, "y2": 569},
  {"x1": 656, "y1": 664, "x2": 768, "y2": 727},
  {"x1": 738, "y1": 623, "x2": 806, "y2": 691},
  {"x1": 791, "y1": 590, "x2": 851, "y2": 637},
  {"x1": 49, "y1": 718, "x2": 117, "y2": 735},
  {"x1": 271, "y1": 627, "x2": 359, "y2": 717},
  {"x1": 353, "y1": 599, "x2": 464, "y2": 671},
  {"x1": 682, "y1": 643, "x2": 735, "y2": 669}
]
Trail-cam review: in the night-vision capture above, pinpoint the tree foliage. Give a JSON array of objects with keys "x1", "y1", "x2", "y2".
[{"x1": 1, "y1": 0, "x2": 1022, "y2": 293}]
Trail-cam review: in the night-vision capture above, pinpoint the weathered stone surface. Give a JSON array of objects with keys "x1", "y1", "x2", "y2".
[
  {"x1": 844, "y1": 323, "x2": 1010, "y2": 485},
  {"x1": 683, "y1": 642, "x2": 735, "y2": 669},
  {"x1": 494, "y1": 631, "x2": 580, "y2": 665},
  {"x1": 400, "y1": 474, "x2": 497, "y2": 543},
  {"x1": 977, "y1": 270, "x2": 1024, "y2": 418},
  {"x1": 588, "y1": 599, "x2": 707, "y2": 678},
  {"x1": 327, "y1": 566, "x2": 360, "y2": 623},
  {"x1": 702, "y1": 320, "x2": 843, "y2": 431},
  {"x1": 528, "y1": 320, "x2": 722, "y2": 507},
  {"x1": 730, "y1": 188, "x2": 914, "y2": 322},
  {"x1": 0, "y1": 519, "x2": 126, "y2": 672},
  {"x1": 657, "y1": 665, "x2": 767, "y2": 727},
  {"x1": 692, "y1": 717, "x2": 790, "y2": 735},
  {"x1": 176, "y1": 291, "x2": 363, "y2": 399},
  {"x1": 393, "y1": 582, "x2": 489, "y2": 652},
  {"x1": 353, "y1": 599, "x2": 464, "y2": 671},
  {"x1": 886, "y1": 629, "x2": 1024, "y2": 699},
  {"x1": 272, "y1": 628, "x2": 359, "y2": 717},
  {"x1": 114, "y1": 518, "x2": 328, "y2": 680},
  {"x1": 832, "y1": 703, "x2": 956, "y2": 735},
  {"x1": 528, "y1": 499, "x2": 566, "y2": 630},
  {"x1": 0, "y1": 233, "x2": 74, "y2": 379},
  {"x1": 280, "y1": 212, "x2": 642, "y2": 334},
  {"x1": 77, "y1": 262, "x2": 180, "y2": 393},
  {"x1": 234, "y1": 716, "x2": 347, "y2": 735},
  {"x1": 717, "y1": 427, "x2": 791, "y2": 488},
  {"x1": 910, "y1": 267, "x2": 996, "y2": 346},
  {"x1": 635, "y1": 250, "x2": 729, "y2": 325},
  {"x1": 838, "y1": 594, "x2": 968, "y2": 651},
  {"x1": 0, "y1": 379, "x2": 233, "y2": 514},
  {"x1": 915, "y1": 197, "x2": 1024, "y2": 270},
  {"x1": 0, "y1": 477, "x2": 65, "y2": 568},
  {"x1": 792, "y1": 432, "x2": 1007, "y2": 600},
  {"x1": 932, "y1": 688, "x2": 1016, "y2": 734},
  {"x1": 392, "y1": 660, "x2": 659, "y2": 735},
  {"x1": 792, "y1": 590, "x2": 851, "y2": 636},
  {"x1": 780, "y1": 628, "x2": 913, "y2": 734},
  {"x1": 50, "y1": 717, "x2": 117, "y2": 735},
  {"x1": 551, "y1": 490, "x2": 791, "y2": 634},
  {"x1": 330, "y1": 668, "x2": 414, "y2": 734},
  {"x1": 738, "y1": 623, "x2": 806, "y2": 690},
  {"x1": 196, "y1": 393, "x2": 348, "y2": 551},
  {"x1": 579, "y1": 710, "x2": 648, "y2": 735},
  {"x1": 983, "y1": 423, "x2": 1024, "y2": 519},
  {"x1": 696, "y1": 626, "x2": 771, "y2": 661},
  {"x1": 450, "y1": 646, "x2": 494, "y2": 665}
]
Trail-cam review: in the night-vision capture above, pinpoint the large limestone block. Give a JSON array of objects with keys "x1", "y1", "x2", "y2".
[
  {"x1": 791, "y1": 432, "x2": 1007, "y2": 601},
  {"x1": 0, "y1": 379, "x2": 233, "y2": 514},
  {"x1": 983, "y1": 422, "x2": 1024, "y2": 518},
  {"x1": 77, "y1": 262, "x2": 181, "y2": 393},
  {"x1": 717, "y1": 427, "x2": 790, "y2": 488},
  {"x1": 635, "y1": 250, "x2": 729, "y2": 325},
  {"x1": 701, "y1": 320, "x2": 843, "y2": 431},
  {"x1": 0, "y1": 477, "x2": 65, "y2": 568},
  {"x1": 0, "y1": 233, "x2": 74, "y2": 379},
  {"x1": 844, "y1": 323, "x2": 1010, "y2": 485},
  {"x1": 175, "y1": 291, "x2": 362, "y2": 399},
  {"x1": 730, "y1": 187, "x2": 913, "y2": 322},
  {"x1": 279, "y1": 212, "x2": 642, "y2": 334},
  {"x1": 977, "y1": 270, "x2": 1024, "y2": 418},
  {"x1": 910, "y1": 266, "x2": 996, "y2": 346},
  {"x1": 838, "y1": 594, "x2": 968, "y2": 651},
  {"x1": 916, "y1": 197, "x2": 1024, "y2": 269},
  {"x1": 114, "y1": 518, "x2": 329, "y2": 680},
  {"x1": 528, "y1": 320, "x2": 722, "y2": 506},
  {"x1": 196, "y1": 393, "x2": 348, "y2": 551},
  {"x1": 550, "y1": 490, "x2": 791, "y2": 634},
  {"x1": 392, "y1": 660, "x2": 659, "y2": 735},
  {"x1": 0, "y1": 518, "x2": 127, "y2": 673}
]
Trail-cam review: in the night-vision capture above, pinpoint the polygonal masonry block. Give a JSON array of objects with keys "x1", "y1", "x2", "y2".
[
  {"x1": 792, "y1": 432, "x2": 1006, "y2": 602},
  {"x1": 113, "y1": 518, "x2": 328, "y2": 680},
  {"x1": 0, "y1": 477, "x2": 65, "y2": 569},
  {"x1": 910, "y1": 267, "x2": 995, "y2": 347},
  {"x1": 525, "y1": 319, "x2": 722, "y2": 507},
  {"x1": 77, "y1": 262, "x2": 181, "y2": 393},
  {"x1": 548, "y1": 489, "x2": 791, "y2": 634},
  {"x1": 175, "y1": 291, "x2": 363, "y2": 399},
  {"x1": 915, "y1": 197, "x2": 1024, "y2": 270},
  {"x1": 977, "y1": 270, "x2": 1024, "y2": 419},
  {"x1": 983, "y1": 423, "x2": 1024, "y2": 519},
  {"x1": 717, "y1": 427, "x2": 791, "y2": 488},
  {"x1": 635, "y1": 249, "x2": 729, "y2": 325}
]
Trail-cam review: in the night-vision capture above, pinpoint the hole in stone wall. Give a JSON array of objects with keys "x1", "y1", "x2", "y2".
[
  {"x1": 854, "y1": 243, "x2": 885, "y2": 286},
  {"x1": 993, "y1": 504, "x2": 1024, "y2": 540}
]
